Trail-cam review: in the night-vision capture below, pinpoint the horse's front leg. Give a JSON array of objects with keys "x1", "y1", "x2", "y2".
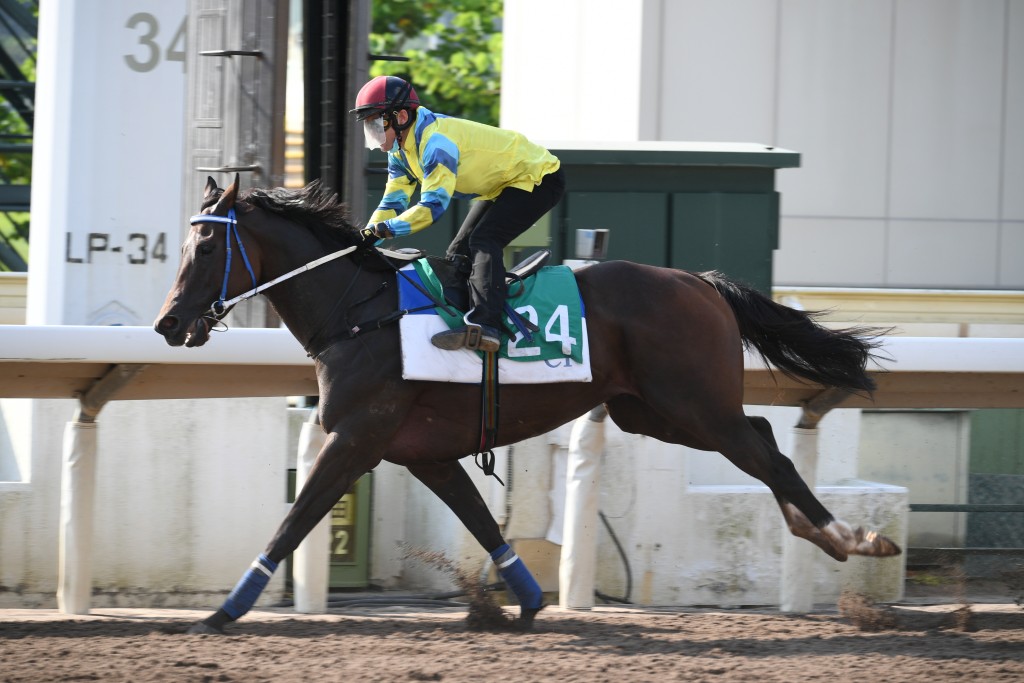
[
  {"x1": 407, "y1": 460, "x2": 545, "y2": 627},
  {"x1": 189, "y1": 431, "x2": 380, "y2": 634}
]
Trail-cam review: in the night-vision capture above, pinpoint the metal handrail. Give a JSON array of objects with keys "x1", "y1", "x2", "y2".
[{"x1": 910, "y1": 503, "x2": 1024, "y2": 513}]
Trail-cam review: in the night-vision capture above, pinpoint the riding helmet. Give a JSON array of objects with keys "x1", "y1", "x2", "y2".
[{"x1": 350, "y1": 75, "x2": 420, "y2": 121}]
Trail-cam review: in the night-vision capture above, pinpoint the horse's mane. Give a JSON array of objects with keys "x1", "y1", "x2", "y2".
[{"x1": 240, "y1": 181, "x2": 361, "y2": 250}]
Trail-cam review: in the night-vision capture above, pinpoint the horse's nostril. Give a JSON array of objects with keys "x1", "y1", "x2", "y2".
[{"x1": 157, "y1": 316, "x2": 178, "y2": 332}]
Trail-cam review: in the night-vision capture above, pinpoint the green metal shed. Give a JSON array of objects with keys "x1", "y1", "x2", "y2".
[{"x1": 365, "y1": 141, "x2": 799, "y2": 294}]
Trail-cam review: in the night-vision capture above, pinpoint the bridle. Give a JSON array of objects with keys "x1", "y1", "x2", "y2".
[
  {"x1": 189, "y1": 208, "x2": 258, "y2": 318},
  {"x1": 188, "y1": 207, "x2": 358, "y2": 321}
]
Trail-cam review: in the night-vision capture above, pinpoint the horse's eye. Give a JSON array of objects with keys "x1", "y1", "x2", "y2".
[{"x1": 198, "y1": 241, "x2": 215, "y2": 256}]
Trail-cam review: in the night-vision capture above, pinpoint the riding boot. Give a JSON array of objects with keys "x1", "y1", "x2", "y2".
[
  {"x1": 431, "y1": 248, "x2": 504, "y2": 353},
  {"x1": 464, "y1": 246, "x2": 506, "y2": 332},
  {"x1": 441, "y1": 255, "x2": 471, "y2": 312}
]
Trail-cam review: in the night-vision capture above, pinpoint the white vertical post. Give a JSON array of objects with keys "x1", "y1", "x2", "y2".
[
  {"x1": 57, "y1": 421, "x2": 98, "y2": 615},
  {"x1": 780, "y1": 426, "x2": 820, "y2": 612},
  {"x1": 292, "y1": 415, "x2": 330, "y2": 614},
  {"x1": 559, "y1": 407, "x2": 607, "y2": 610}
]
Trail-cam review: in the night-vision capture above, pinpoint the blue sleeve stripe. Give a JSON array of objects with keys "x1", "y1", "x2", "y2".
[
  {"x1": 388, "y1": 166, "x2": 412, "y2": 181},
  {"x1": 420, "y1": 187, "x2": 452, "y2": 222},
  {"x1": 388, "y1": 218, "x2": 412, "y2": 237},
  {"x1": 378, "y1": 189, "x2": 410, "y2": 211},
  {"x1": 422, "y1": 136, "x2": 459, "y2": 177},
  {"x1": 424, "y1": 148, "x2": 459, "y2": 176}
]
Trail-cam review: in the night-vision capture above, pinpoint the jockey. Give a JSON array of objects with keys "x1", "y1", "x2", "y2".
[{"x1": 351, "y1": 75, "x2": 565, "y2": 353}]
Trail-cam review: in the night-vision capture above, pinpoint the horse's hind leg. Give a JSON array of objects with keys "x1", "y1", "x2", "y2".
[
  {"x1": 744, "y1": 416, "x2": 835, "y2": 550},
  {"x1": 745, "y1": 416, "x2": 899, "y2": 560},
  {"x1": 607, "y1": 397, "x2": 900, "y2": 561},
  {"x1": 408, "y1": 460, "x2": 544, "y2": 626}
]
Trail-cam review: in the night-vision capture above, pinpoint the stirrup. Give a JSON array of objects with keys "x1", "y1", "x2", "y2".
[
  {"x1": 464, "y1": 323, "x2": 499, "y2": 352},
  {"x1": 464, "y1": 324, "x2": 484, "y2": 350},
  {"x1": 430, "y1": 324, "x2": 499, "y2": 352}
]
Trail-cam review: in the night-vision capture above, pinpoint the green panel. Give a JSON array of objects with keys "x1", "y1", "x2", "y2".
[
  {"x1": 506, "y1": 212, "x2": 553, "y2": 269},
  {"x1": 970, "y1": 409, "x2": 1024, "y2": 475},
  {"x1": 329, "y1": 473, "x2": 372, "y2": 588},
  {"x1": 564, "y1": 192, "x2": 669, "y2": 266},
  {"x1": 562, "y1": 165, "x2": 779, "y2": 194},
  {"x1": 509, "y1": 211, "x2": 551, "y2": 249},
  {"x1": 285, "y1": 471, "x2": 372, "y2": 590},
  {"x1": 670, "y1": 192, "x2": 778, "y2": 294}
]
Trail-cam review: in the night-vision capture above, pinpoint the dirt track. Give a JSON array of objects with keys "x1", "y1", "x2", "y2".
[{"x1": 2, "y1": 602, "x2": 1022, "y2": 682}]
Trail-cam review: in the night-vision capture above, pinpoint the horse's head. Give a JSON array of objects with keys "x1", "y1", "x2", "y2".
[{"x1": 154, "y1": 174, "x2": 256, "y2": 347}]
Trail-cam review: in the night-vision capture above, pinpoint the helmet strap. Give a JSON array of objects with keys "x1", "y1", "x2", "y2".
[
  {"x1": 385, "y1": 79, "x2": 415, "y2": 136},
  {"x1": 388, "y1": 109, "x2": 414, "y2": 136}
]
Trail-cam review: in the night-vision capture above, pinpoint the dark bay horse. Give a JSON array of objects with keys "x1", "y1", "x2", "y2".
[{"x1": 155, "y1": 175, "x2": 900, "y2": 634}]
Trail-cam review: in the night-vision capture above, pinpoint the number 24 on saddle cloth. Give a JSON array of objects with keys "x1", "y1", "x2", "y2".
[{"x1": 397, "y1": 261, "x2": 592, "y2": 384}]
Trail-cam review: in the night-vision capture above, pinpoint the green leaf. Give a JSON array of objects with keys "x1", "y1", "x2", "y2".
[{"x1": 369, "y1": 0, "x2": 503, "y2": 126}]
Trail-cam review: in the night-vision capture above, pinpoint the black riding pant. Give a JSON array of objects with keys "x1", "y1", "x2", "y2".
[{"x1": 446, "y1": 167, "x2": 565, "y2": 329}]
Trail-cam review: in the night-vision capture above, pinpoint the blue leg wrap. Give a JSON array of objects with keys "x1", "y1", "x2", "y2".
[
  {"x1": 490, "y1": 543, "x2": 543, "y2": 609},
  {"x1": 222, "y1": 554, "x2": 278, "y2": 620}
]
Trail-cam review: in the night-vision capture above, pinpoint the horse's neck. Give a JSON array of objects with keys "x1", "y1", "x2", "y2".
[{"x1": 254, "y1": 224, "x2": 376, "y2": 353}]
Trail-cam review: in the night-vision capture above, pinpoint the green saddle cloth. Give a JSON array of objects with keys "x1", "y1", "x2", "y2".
[{"x1": 412, "y1": 260, "x2": 586, "y2": 363}]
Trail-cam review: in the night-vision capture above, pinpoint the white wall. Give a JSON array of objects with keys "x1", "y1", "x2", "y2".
[
  {"x1": 28, "y1": 0, "x2": 186, "y2": 326},
  {"x1": 502, "y1": 0, "x2": 1024, "y2": 289},
  {"x1": 501, "y1": 0, "x2": 647, "y2": 142},
  {"x1": 0, "y1": 397, "x2": 290, "y2": 608}
]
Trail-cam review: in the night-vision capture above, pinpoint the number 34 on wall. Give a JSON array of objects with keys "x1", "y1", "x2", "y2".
[{"x1": 124, "y1": 13, "x2": 186, "y2": 73}]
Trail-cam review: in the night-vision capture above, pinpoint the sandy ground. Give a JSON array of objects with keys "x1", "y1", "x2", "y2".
[{"x1": 2, "y1": 597, "x2": 1022, "y2": 683}]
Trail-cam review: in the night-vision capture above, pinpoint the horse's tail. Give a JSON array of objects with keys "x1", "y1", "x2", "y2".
[{"x1": 694, "y1": 270, "x2": 885, "y2": 394}]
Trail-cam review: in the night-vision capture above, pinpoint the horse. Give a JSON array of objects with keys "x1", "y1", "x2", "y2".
[{"x1": 155, "y1": 174, "x2": 901, "y2": 634}]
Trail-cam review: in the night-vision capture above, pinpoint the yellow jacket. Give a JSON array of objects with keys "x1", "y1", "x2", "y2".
[{"x1": 369, "y1": 107, "x2": 560, "y2": 236}]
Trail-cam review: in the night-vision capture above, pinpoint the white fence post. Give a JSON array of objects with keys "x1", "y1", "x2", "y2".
[
  {"x1": 780, "y1": 426, "x2": 821, "y2": 612},
  {"x1": 57, "y1": 420, "x2": 98, "y2": 615},
  {"x1": 293, "y1": 412, "x2": 330, "y2": 613},
  {"x1": 559, "y1": 406, "x2": 607, "y2": 609}
]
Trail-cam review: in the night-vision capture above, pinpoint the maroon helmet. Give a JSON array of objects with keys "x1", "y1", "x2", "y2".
[{"x1": 350, "y1": 75, "x2": 420, "y2": 121}]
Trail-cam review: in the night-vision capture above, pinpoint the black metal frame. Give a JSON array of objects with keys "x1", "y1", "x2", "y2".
[{"x1": 908, "y1": 503, "x2": 1024, "y2": 562}]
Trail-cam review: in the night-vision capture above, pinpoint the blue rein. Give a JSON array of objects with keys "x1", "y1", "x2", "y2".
[{"x1": 189, "y1": 208, "x2": 258, "y2": 317}]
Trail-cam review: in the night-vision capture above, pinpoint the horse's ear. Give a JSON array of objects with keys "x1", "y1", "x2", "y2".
[
  {"x1": 212, "y1": 173, "x2": 240, "y2": 214},
  {"x1": 203, "y1": 176, "x2": 219, "y2": 201}
]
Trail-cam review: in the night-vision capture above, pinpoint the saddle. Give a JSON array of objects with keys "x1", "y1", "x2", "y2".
[
  {"x1": 429, "y1": 250, "x2": 551, "y2": 337},
  {"x1": 386, "y1": 248, "x2": 551, "y2": 338},
  {"x1": 402, "y1": 249, "x2": 550, "y2": 290}
]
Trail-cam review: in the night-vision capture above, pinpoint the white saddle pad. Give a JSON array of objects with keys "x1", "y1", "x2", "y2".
[{"x1": 397, "y1": 264, "x2": 592, "y2": 384}]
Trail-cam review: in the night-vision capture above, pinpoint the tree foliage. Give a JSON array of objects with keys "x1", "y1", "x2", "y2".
[
  {"x1": 0, "y1": 58, "x2": 34, "y2": 185},
  {"x1": 0, "y1": 0, "x2": 37, "y2": 270},
  {"x1": 369, "y1": 0, "x2": 503, "y2": 126}
]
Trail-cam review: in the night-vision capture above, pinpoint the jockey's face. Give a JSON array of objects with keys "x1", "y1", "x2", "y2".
[{"x1": 380, "y1": 110, "x2": 410, "y2": 153}]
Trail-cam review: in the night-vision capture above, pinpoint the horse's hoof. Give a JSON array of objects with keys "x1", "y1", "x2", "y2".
[
  {"x1": 518, "y1": 605, "x2": 545, "y2": 630},
  {"x1": 853, "y1": 527, "x2": 903, "y2": 557},
  {"x1": 187, "y1": 621, "x2": 225, "y2": 635},
  {"x1": 823, "y1": 521, "x2": 902, "y2": 559}
]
